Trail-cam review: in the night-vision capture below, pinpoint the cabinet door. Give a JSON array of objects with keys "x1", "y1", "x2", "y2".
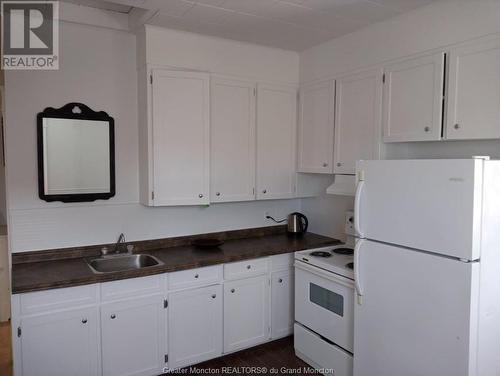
[
  {"x1": 382, "y1": 53, "x2": 444, "y2": 142},
  {"x1": 256, "y1": 84, "x2": 297, "y2": 200},
  {"x1": 298, "y1": 80, "x2": 335, "y2": 174},
  {"x1": 271, "y1": 269, "x2": 294, "y2": 339},
  {"x1": 168, "y1": 285, "x2": 223, "y2": 369},
  {"x1": 447, "y1": 38, "x2": 500, "y2": 140},
  {"x1": 19, "y1": 307, "x2": 99, "y2": 376},
  {"x1": 224, "y1": 275, "x2": 270, "y2": 352},
  {"x1": 101, "y1": 295, "x2": 165, "y2": 376},
  {"x1": 210, "y1": 78, "x2": 256, "y2": 203},
  {"x1": 334, "y1": 69, "x2": 383, "y2": 174},
  {"x1": 152, "y1": 70, "x2": 210, "y2": 206}
]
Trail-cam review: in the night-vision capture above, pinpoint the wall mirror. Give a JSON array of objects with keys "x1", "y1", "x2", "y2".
[{"x1": 37, "y1": 102, "x2": 115, "y2": 202}]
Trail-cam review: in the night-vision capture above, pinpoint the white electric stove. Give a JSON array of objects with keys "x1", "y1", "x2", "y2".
[{"x1": 294, "y1": 211, "x2": 356, "y2": 376}]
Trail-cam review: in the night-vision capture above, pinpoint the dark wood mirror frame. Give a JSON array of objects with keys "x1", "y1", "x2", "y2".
[{"x1": 37, "y1": 102, "x2": 116, "y2": 203}]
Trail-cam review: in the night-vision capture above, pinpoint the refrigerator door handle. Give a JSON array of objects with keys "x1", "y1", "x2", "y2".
[
  {"x1": 354, "y1": 238, "x2": 365, "y2": 305},
  {"x1": 354, "y1": 178, "x2": 365, "y2": 238}
]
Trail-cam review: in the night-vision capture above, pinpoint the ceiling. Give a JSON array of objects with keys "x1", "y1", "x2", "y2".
[{"x1": 62, "y1": 0, "x2": 437, "y2": 51}]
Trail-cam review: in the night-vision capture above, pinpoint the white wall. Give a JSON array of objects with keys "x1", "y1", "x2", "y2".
[
  {"x1": 299, "y1": 0, "x2": 500, "y2": 239},
  {"x1": 141, "y1": 25, "x2": 299, "y2": 85},
  {"x1": 4, "y1": 21, "x2": 300, "y2": 253}
]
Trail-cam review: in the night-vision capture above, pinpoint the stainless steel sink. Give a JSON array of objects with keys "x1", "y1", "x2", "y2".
[{"x1": 86, "y1": 254, "x2": 164, "y2": 274}]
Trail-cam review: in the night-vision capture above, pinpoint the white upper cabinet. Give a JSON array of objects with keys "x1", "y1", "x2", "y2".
[
  {"x1": 210, "y1": 78, "x2": 256, "y2": 203},
  {"x1": 256, "y1": 84, "x2": 297, "y2": 200},
  {"x1": 151, "y1": 70, "x2": 210, "y2": 206},
  {"x1": 298, "y1": 80, "x2": 335, "y2": 174},
  {"x1": 446, "y1": 38, "x2": 500, "y2": 140},
  {"x1": 334, "y1": 69, "x2": 383, "y2": 174},
  {"x1": 382, "y1": 53, "x2": 445, "y2": 142}
]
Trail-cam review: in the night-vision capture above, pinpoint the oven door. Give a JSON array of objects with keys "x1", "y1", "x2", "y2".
[{"x1": 295, "y1": 261, "x2": 354, "y2": 353}]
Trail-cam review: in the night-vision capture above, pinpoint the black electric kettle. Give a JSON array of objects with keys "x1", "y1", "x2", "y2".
[{"x1": 267, "y1": 212, "x2": 309, "y2": 235}]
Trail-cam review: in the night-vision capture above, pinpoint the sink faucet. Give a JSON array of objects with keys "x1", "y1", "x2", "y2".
[{"x1": 115, "y1": 233, "x2": 126, "y2": 254}]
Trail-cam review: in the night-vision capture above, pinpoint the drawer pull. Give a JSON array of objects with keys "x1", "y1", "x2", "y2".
[
  {"x1": 231, "y1": 289, "x2": 235, "y2": 293},
  {"x1": 278, "y1": 278, "x2": 283, "y2": 283},
  {"x1": 81, "y1": 318, "x2": 87, "y2": 324},
  {"x1": 194, "y1": 274, "x2": 199, "y2": 279},
  {"x1": 110, "y1": 314, "x2": 116, "y2": 319},
  {"x1": 212, "y1": 294, "x2": 216, "y2": 299},
  {"x1": 246, "y1": 265, "x2": 251, "y2": 270}
]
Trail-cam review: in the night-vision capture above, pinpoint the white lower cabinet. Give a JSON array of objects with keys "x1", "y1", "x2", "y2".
[
  {"x1": 18, "y1": 307, "x2": 100, "y2": 376},
  {"x1": 271, "y1": 269, "x2": 294, "y2": 339},
  {"x1": 101, "y1": 295, "x2": 165, "y2": 376},
  {"x1": 167, "y1": 284, "x2": 223, "y2": 369},
  {"x1": 223, "y1": 275, "x2": 270, "y2": 353}
]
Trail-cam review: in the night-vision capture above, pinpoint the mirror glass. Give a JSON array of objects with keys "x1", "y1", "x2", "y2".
[
  {"x1": 42, "y1": 118, "x2": 110, "y2": 195},
  {"x1": 38, "y1": 103, "x2": 115, "y2": 202}
]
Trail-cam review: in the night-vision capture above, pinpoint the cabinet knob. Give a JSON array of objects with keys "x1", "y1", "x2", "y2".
[
  {"x1": 454, "y1": 123, "x2": 460, "y2": 130},
  {"x1": 82, "y1": 318, "x2": 87, "y2": 324},
  {"x1": 278, "y1": 278, "x2": 283, "y2": 283},
  {"x1": 194, "y1": 274, "x2": 199, "y2": 279},
  {"x1": 231, "y1": 288, "x2": 235, "y2": 293},
  {"x1": 323, "y1": 163, "x2": 328, "y2": 167},
  {"x1": 198, "y1": 194, "x2": 204, "y2": 198},
  {"x1": 336, "y1": 162, "x2": 342, "y2": 167},
  {"x1": 110, "y1": 314, "x2": 116, "y2": 319},
  {"x1": 216, "y1": 192, "x2": 221, "y2": 196},
  {"x1": 424, "y1": 126, "x2": 430, "y2": 132},
  {"x1": 211, "y1": 294, "x2": 216, "y2": 299},
  {"x1": 246, "y1": 265, "x2": 251, "y2": 269},
  {"x1": 262, "y1": 189, "x2": 267, "y2": 194}
]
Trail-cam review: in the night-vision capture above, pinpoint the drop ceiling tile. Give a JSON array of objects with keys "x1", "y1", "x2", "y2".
[
  {"x1": 148, "y1": 11, "x2": 197, "y2": 31},
  {"x1": 266, "y1": 1, "x2": 318, "y2": 22},
  {"x1": 298, "y1": 0, "x2": 359, "y2": 11},
  {"x1": 182, "y1": 4, "x2": 234, "y2": 24},
  {"x1": 143, "y1": 0, "x2": 194, "y2": 17},
  {"x1": 194, "y1": 0, "x2": 226, "y2": 6},
  {"x1": 332, "y1": 1, "x2": 401, "y2": 23},
  {"x1": 221, "y1": 0, "x2": 280, "y2": 17},
  {"x1": 368, "y1": 0, "x2": 435, "y2": 12}
]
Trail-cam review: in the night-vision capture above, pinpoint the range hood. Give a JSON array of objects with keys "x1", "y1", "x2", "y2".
[{"x1": 326, "y1": 174, "x2": 356, "y2": 196}]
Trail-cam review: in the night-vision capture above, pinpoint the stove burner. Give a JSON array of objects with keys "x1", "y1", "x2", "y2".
[
  {"x1": 333, "y1": 247, "x2": 354, "y2": 255},
  {"x1": 310, "y1": 251, "x2": 332, "y2": 258},
  {"x1": 345, "y1": 262, "x2": 354, "y2": 270}
]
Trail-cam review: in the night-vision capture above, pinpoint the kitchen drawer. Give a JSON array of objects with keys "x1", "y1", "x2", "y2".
[
  {"x1": 169, "y1": 265, "x2": 223, "y2": 291},
  {"x1": 270, "y1": 253, "x2": 293, "y2": 272},
  {"x1": 101, "y1": 274, "x2": 164, "y2": 302},
  {"x1": 294, "y1": 323, "x2": 352, "y2": 376},
  {"x1": 20, "y1": 284, "x2": 98, "y2": 315},
  {"x1": 224, "y1": 257, "x2": 269, "y2": 280}
]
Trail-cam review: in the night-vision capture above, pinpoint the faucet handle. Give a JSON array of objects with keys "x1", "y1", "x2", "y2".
[
  {"x1": 126, "y1": 244, "x2": 134, "y2": 253},
  {"x1": 101, "y1": 247, "x2": 110, "y2": 256}
]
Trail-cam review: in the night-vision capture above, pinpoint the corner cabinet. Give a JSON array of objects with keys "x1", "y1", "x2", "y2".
[
  {"x1": 297, "y1": 80, "x2": 335, "y2": 174},
  {"x1": 210, "y1": 78, "x2": 256, "y2": 203},
  {"x1": 140, "y1": 69, "x2": 210, "y2": 206},
  {"x1": 334, "y1": 69, "x2": 382, "y2": 174},
  {"x1": 382, "y1": 52, "x2": 445, "y2": 142},
  {"x1": 256, "y1": 84, "x2": 297, "y2": 200},
  {"x1": 446, "y1": 38, "x2": 500, "y2": 140}
]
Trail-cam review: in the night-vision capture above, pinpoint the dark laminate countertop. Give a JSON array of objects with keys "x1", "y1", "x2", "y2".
[{"x1": 12, "y1": 228, "x2": 340, "y2": 294}]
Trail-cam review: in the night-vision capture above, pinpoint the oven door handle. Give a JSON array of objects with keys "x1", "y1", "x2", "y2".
[
  {"x1": 354, "y1": 239, "x2": 365, "y2": 304},
  {"x1": 294, "y1": 261, "x2": 354, "y2": 289}
]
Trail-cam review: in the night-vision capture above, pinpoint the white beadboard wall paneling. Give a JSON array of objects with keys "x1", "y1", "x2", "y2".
[
  {"x1": 142, "y1": 25, "x2": 300, "y2": 84},
  {"x1": 10, "y1": 200, "x2": 300, "y2": 252},
  {"x1": 300, "y1": 1, "x2": 500, "y2": 84}
]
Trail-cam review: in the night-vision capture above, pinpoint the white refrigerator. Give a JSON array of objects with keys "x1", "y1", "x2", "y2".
[{"x1": 353, "y1": 158, "x2": 500, "y2": 376}]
